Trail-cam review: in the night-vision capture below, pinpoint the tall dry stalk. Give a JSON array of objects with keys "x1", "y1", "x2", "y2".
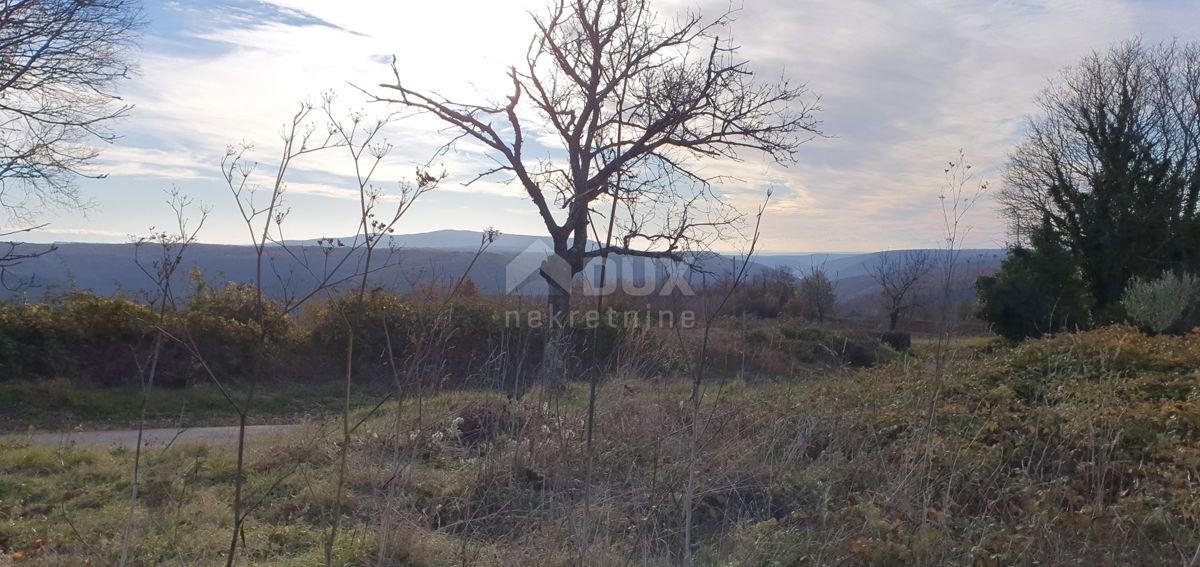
[
  {"x1": 218, "y1": 102, "x2": 339, "y2": 567},
  {"x1": 682, "y1": 192, "x2": 769, "y2": 565},
  {"x1": 321, "y1": 100, "x2": 437, "y2": 567},
  {"x1": 580, "y1": 96, "x2": 628, "y2": 557},
  {"x1": 126, "y1": 97, "x2": 399, "y2": 565},
  {"x1": 922, "y1": 150, "x2": 988, "y2": 511},
  {"x1": 118, "y1": 192, "x2": 207, "y2": 567},
  {"x1": 376, "y1": 228, "x2": 497, "y2": 563}
]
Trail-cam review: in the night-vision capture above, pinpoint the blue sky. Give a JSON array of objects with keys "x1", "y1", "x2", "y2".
[{"x1": 16, "y1": 0, "x2": 1200, "y2": 252}]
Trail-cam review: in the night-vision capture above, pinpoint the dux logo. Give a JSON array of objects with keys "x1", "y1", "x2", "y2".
[
  {"x1": 506, "y1": 241, "x2": 572, "y2": 293},
  {"x1": 505, "y1": 240, "x2": 698, "y2": 296}
]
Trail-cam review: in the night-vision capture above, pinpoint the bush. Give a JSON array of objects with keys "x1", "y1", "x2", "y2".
[
  {"x1": 0, "y1": 286, "x2": 654, "y2": 389},
  {"x1": 778, "y1": 320, "x2": 896, "y2": 368},
  {"x1": 302, "y1": 292, "x2": 633, "y2": 388},
  {"x1": 175, "y1": 282, "x2": 292, "y2": 385},
  {"x1": 880, "y1": 331, "x2": 911, "y2": 352},
  {"x1": 1121, "y1": 272, "x2": 1200, "y2": 334},
  {"x1": 977, "y1": 227, "x2": 1092, "y2": 341},
  {"x1": 303, "y1": 291, "x2": 419, "y2": 375},
  {"x1": 0, "y1": 293, "x2": 154, "y2": 384},
  {"x1": 0, "y1": 287, "x2": 293, "y2": 386}
]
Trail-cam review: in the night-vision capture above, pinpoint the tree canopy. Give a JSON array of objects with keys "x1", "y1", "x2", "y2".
[{"x1": 1000, "y1": 39, "x2": 1200, "y2": 310}]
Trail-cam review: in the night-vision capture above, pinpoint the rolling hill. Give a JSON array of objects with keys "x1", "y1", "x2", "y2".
[{"x1": 1, "y1": 231, "x2": 1005, "y2": 306}]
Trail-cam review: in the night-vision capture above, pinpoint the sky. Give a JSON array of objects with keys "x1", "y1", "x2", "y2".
[{"x1": 15, "y1": 0, "x2": 1200, "y2": 253}]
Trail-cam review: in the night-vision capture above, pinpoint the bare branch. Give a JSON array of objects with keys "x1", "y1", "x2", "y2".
[
  {"x1": 0, "y1": 0, "x2": 142, "y2": 220},
  {"x1": 371, "y1": 0, "x2": 821, "y2": 317}
]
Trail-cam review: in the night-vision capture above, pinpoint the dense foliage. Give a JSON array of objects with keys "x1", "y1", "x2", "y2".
[
  {"x1": 977, "y1": 227, "x2": 1093, "y2": 341},
  {"x1": 0, "y1": 291, "x2": 690, "y2": 390},
  {"x1": 0, "y1": 285, "x2": 901, "y2": 393}
]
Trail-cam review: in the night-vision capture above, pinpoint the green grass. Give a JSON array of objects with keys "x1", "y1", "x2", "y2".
[{"x1": 0, "y1": 379, "x2": 388, "y2": 432}]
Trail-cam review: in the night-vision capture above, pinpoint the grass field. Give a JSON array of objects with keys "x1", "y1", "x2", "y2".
[
  {"x1": 0, "y1": 380, "x2": 388, "y2": 433},
  {"x1": 1, "y1": 326, "x2": 1198, "y2": 565}
]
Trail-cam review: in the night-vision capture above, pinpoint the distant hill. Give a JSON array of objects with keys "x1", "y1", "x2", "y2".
[
  {"x1": 2, "y1": 231, "x2": 1005, "y2": 305},
  {"x1": 284, "y1": 229, "x2": 556, "y2": 253},
  {"x1": 0, "y1": 242, "x2": 525, "y2": 300},
  {"x1": 757, "y1": 249, "x2": 1005, "y2": 279}
]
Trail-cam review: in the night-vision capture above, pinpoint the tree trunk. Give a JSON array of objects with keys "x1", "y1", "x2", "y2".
[
  {"x1": 547, "y1": 276, "x2": 571, "y2": 328},
  {"x1": 542, "y1": 273, "x2": 572, "y2": 383},
  {"x1": 1084, "y1": 246, "x2": 1127, "y2": 315},
  {"x1": 888, "y1": 309, "x2": 900, "y2": 332}
]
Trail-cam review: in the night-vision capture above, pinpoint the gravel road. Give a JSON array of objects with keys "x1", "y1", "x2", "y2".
[{"x1": 4, "y1": 424, "x2": 299, "y2": 449}]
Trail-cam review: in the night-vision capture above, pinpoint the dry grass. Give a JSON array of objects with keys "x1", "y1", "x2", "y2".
[{"x1": 0, "y1": 326, "x2": 1197, "y2": 565}]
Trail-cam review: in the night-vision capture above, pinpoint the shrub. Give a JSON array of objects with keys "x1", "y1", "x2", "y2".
[
  {"x1": 302, "y1": 292, "x2": 631, "y2": 388},
  {"x1": 880, "y1": 331, "x2": 911, "y2": 352},
  {"x1": 977, "y1": 227, "x2": 1092, "y2": 341},
  {"x1": 730, "y1": 267, "x2": 798, "y2": 318},
  {"x1": 0, "y1": 286, "x2": 652, "y2": 389},
  {"x1": 171, "y1": 283, "x2": 292, "y2": 386},
  {"x1": 303, "y1": 290, "x2": 419, "y2": 376},
  {"x1": 0, "y1": 293, "x2": 154, "y2": 384},
  {"x1": 0, "y1": 302, "x2": 60, "y2": 379},
  {"x1": 778, "y1": 320, "x2": 896, "y2": 368},
  {"x1": 1121, "y1": 272, "x2": 1200, "y2": 334},
  {"x1": 0, "y1": 287, "x2": 300, "y2": 386}
]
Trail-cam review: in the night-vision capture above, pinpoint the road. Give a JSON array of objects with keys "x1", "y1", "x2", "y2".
[{"x1": 4, "y1": 424, "x2": 300, "y2": 449}]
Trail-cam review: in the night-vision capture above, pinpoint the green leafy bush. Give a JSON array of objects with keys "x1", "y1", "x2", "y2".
[
  {"x1": 1121, "y1": 271, "x2": 1200, "y2": 334},
  {"x1": 0, "y1": 287, "x2": 294, "y2": 386},
  {"x1": 171, "y1": 282, "x2": 293, "y2": 385}
]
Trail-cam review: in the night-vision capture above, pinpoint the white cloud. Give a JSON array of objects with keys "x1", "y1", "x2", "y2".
[
  {"x1": 94, "y1": 147, "x2": 210, "y2": 180},
  {"x1": 75, "y1": 0, "x2": 1200, "y2": 251}
]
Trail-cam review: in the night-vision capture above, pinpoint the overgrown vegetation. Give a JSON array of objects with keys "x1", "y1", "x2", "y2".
[
  {"x1": 2, "y1": 0, "x2": 1198, "y2": 564},
  {"x1": 0, "y1": 289, "x2": 903, "y2": 418},
  {"x1": 1, "y1": 327, "x2": 1196, "y2": 564},
  {"x1": 0, "y1": 289, "x2": 631, "y2": 391}
]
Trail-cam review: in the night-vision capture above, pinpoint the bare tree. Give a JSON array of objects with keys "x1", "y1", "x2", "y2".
[
  {"x1": 0, "y1": 0, "x2": 142, "y2": 273},
  {"x1": 797, "y1": 263, "x2": 836, "y2": 323},
  {"x1": 868, "y1": 250, "x2": 933, "y2": 331},
  {"x1": 372, "y1": 0, "x2": 820, "y2": 326}
]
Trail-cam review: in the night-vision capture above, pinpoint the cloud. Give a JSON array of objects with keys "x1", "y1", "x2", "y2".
[
  {"x1": 281, "y1": 182, "x2": 361, "y2": 200},
  {"x1": 72, "y1": 0, "x2": 1200, "y2": 251},
  {"x1": 644, "y1": 0, "x2": 1199, "y2": 251},
  {"x1": 94, "y1": 147, "x2": 210, "y2": 180}
]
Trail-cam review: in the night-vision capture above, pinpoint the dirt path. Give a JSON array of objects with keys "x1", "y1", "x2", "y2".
[{"x1": 5, "y1": 424, "x2": 300, "y2": 449}]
